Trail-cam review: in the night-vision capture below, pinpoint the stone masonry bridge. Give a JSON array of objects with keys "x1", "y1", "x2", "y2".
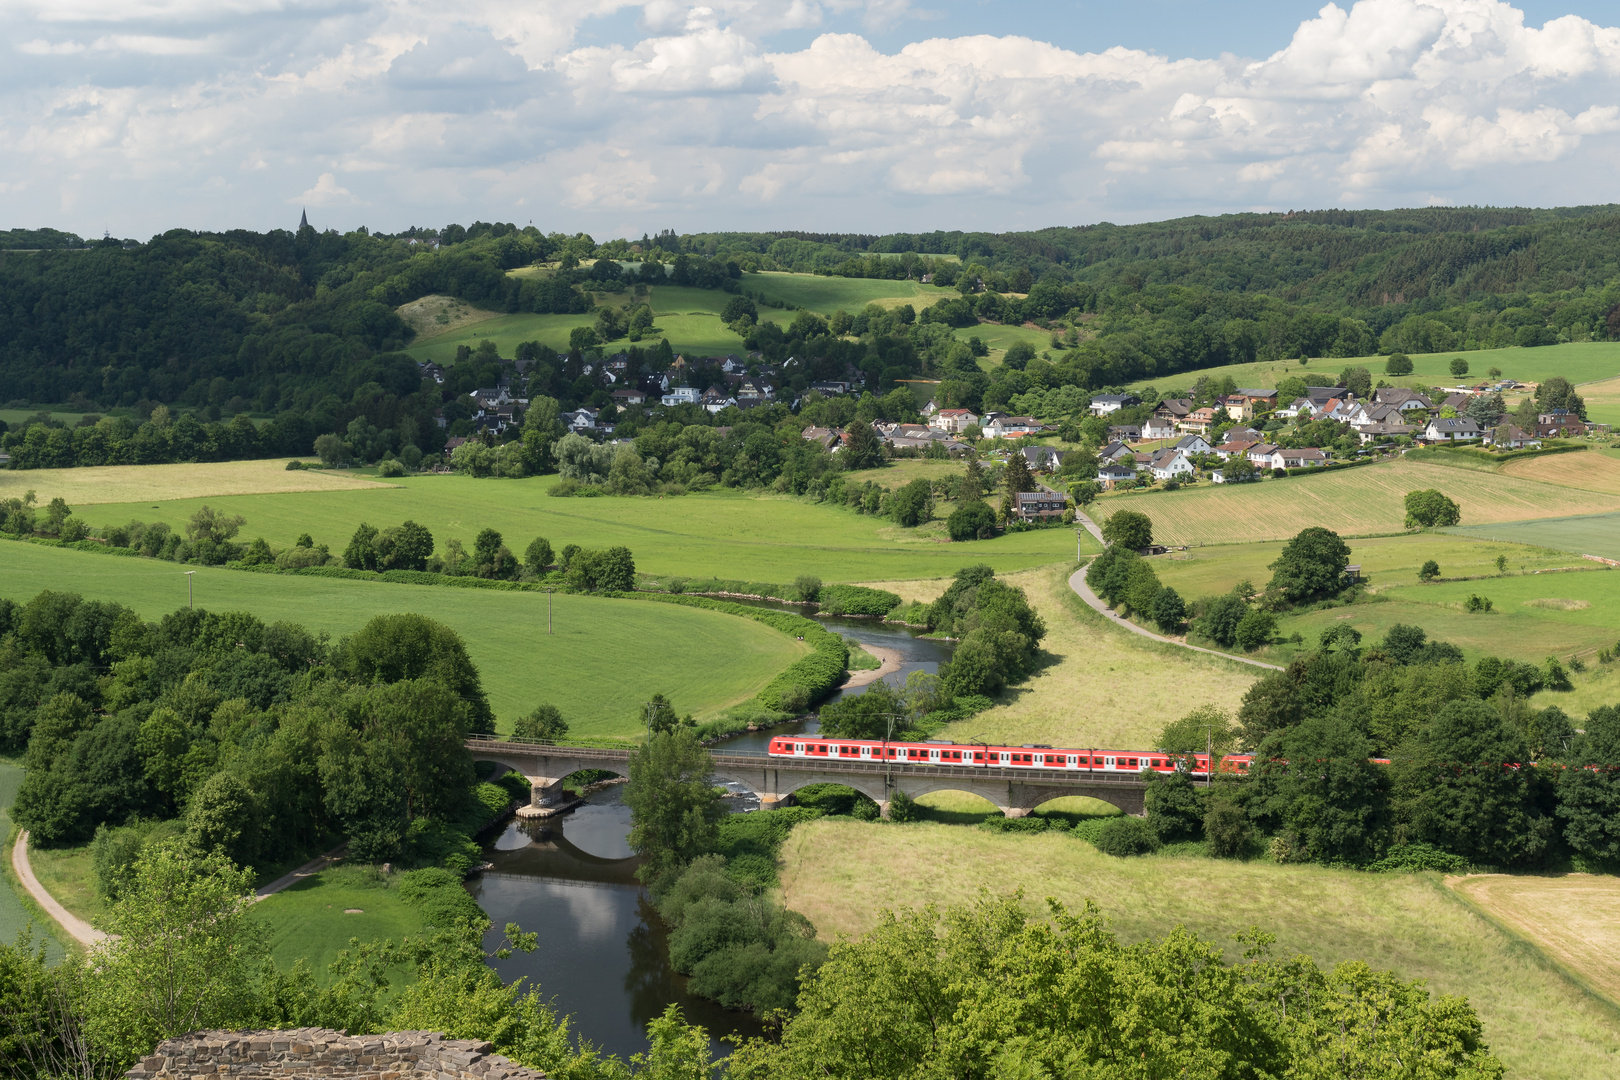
[{"x1": 466, "y1": 737, "x2": 1150, "y2": 819}]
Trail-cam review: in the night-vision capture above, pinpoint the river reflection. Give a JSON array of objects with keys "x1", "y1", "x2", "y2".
[
  {"x1": 468, "y1": 785, "x2": 764, "y2": 1062},
  {"x1": 467, "y1": 611, "x2": 952, "y2": 1062}
]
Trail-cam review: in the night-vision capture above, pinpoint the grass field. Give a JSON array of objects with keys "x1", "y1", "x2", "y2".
[
  {"x1": 1448, "y1": 510, "x2": 1620, "y2": 561},
  {"x1": 254, "y1": 864, "x2": 426, "y2": 979},
  {"x1": 744, "y1": 273, "x2": 948, "y2": 316},
  {"x1": 913, "y1": 790, "x2": 1121, "y2": 825},
  {"x1": 396, "y1": 295, "x2": 506, "y2": 341},
  {"x1": 950, "y1": 321, "x2": 1055, "y2": 365},
  {"x1": 0, "y1": 758, "x2": 69, "y2": 958},
  {"x1": 26, "y1": 841, "x2": 102, "y2": 927},
  {"x1": 1089, "y1": 457, "x2": 1620, "y2": 545},
  {"x1": 1449, "y1": 874, "x2": 1620, "y2": 1007},
  {"x1": 403, "y1": 312, "x2": 600, "y2": 364},
  {"x1": 61, "y1": 471, "x2": 1082, "y2": 583},
  {"x1": 1500, "y1": 449, "x2": 1620, "y2": 495},
  {"x1": 1121, "y1": 341, "x2": 1620, "y2": 396},
  {"x1": 777, "y1": 818, "x2": 1620, "y2": 1080},
  {"x1": 0, "y1": 543, "x2": 806, "y2": 736},
  {"x1": 933, "y1": 566, "x2": 1257, "y2": 750},
  {"x1": 1581, "y1": 375, "x2": 1620, "y2": 426},
  {"x1": 0, "y1": 458, "x2": 394, "y2": 506}
]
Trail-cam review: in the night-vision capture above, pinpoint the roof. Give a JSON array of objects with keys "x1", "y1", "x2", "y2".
[
  {"x1": 1234, "y1": 388, "x2": 1278, "y2": 398},
  {"x1": 1427, "y1": 417, "x2": 1483, "y2": 432},
  {"x1": 1090, "y1": 393, "x2": 1136, "y2": 404}
]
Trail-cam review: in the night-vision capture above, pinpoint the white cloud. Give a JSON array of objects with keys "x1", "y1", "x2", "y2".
[{"x1": 1, "y1": 0, "x2": 1619, "y2": 236}]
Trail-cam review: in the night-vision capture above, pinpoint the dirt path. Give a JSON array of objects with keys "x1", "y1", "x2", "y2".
[
  {"x1": 11, "y1": 831, "x2": 107, "y2": 947},
  {"x1": 254, "y1": 846, "x2": 347, "y2": 900},
  {"x1": 1066, "y1": 567, "x2": 1283, "y2": 672},
  {"x1": 841, "y1": 645, "x2": 903, "y2": 688},
  {"x1": 1448, "y1": 873, "x2": 1620, "y2": 1005}
]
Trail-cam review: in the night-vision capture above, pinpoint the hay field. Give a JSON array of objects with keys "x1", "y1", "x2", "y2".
[
  {"x1": 1501, "y1": 448, "x2": 1620, "y2": 495},
  {"x1": 65, "y1": 474, "x2": 1081, "y2": 583},
  {"x1": 395, "y1": 295, "x2": 504, "y2": 340},
  {"x1": 1449, "y1": 874, "x2": 1620, "y2": 1007},
  {"x1": 0, "y1": 542, "x2": 806, "y2": 737},
  {"x1": 778, "y1": 818, "x2": 1620, "y2": 1080},
  {"x1": 0, "y1": 459, "x2": 395, "y2": 506},
  {"x1": 932, "y1": 566, "x2": 1257, "y2": 750},
  {"x1": 1581, "y1": 375, "x2": 1620, "y2": 427},
  {"x1": 1122, "y1": 341, "x2": 1620, "y2": 396},
  {"x1": 1090, "y1": 459, "x2": 1620, "y2": 545}
]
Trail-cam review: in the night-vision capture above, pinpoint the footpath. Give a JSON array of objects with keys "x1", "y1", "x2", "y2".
[{"x1": 1071, "y1": 511, "x2": 1284, "y2": 673}]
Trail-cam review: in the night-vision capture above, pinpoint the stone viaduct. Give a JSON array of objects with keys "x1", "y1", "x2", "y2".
[{"x1": 465, "y1": 737, "x2": 1150, "y2": 818}]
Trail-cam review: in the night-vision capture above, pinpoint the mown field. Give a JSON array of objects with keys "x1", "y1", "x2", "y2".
[
  {"x1": 0, "y1": 458, "x2": 394, "y2": 505},
  {"x1": 59, "y1": 469, "x2": 1080, "y2": 582},
  {"x1": 1448, "y1": 510, "x2": 1620, "y2": 561},
  {"x1": 1120, "y1": 341, "x2": 1620, "y2": 395},
  {"x1": 743, "y1": 273, "x2": 948, "y2": 316},
  {"x1": 1089, "y1": 457, "x2": 1620, "y2": 545},
  {"x1": 777, "y1": 818, "x2": 1620, "y2": 1080},
  {"x1": 1581, "y1": 374, "x2": 1620, "y2": 426},
  {"x1": 932, "y1": 566, "x2": 1257, "y2": 751},
  {"x1": 0, "y1": 543, "x2": 806, "y2": 736},
  {"x1": 1500, "y1": 448, "x2": 1620, "y2": 495},
  {"x1": 254, "y1": 865, "x2": 427, "y2": 978},
  {"x1": 1450, "y1": 874, "x2": 1620, "y2": 1007}
]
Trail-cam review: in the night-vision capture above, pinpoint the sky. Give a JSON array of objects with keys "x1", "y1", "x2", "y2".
[{"x1": 3, "y1": 0, "x2": 1620, "y2": 240}]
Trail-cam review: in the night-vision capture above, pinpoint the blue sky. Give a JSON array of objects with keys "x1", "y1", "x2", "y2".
[{"x1": 3, "y1": 1, "x2": 1619, "y2": 239}]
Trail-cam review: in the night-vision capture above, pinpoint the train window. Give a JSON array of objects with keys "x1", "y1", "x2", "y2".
[
  {"x1": 1127, "y1": 758, "x2": 1137, "y2": 768},
  {"x1": 795, "y1": 744, "x2": 804, "y2": 752}
]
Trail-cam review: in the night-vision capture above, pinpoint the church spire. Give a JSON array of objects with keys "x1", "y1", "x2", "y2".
[{"x1": 299, "y1": 208, "x2": 309, "y2": 230}]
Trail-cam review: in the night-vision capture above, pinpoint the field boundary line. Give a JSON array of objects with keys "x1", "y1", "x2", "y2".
[
  {"x1": 1439, "y1": 874, "x2": 1620, "y2": 1022},
  {"x1": 10, "y1": 830, "x2": 107, "y2": 947}
]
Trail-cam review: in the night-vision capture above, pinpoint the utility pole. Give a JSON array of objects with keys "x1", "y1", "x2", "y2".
[
  {"x1": 184, "y1": 571, "x2": 196, "y2": 609},
  {"x1": 544, "y1": 587, "x2": 554, "y2": 634}
]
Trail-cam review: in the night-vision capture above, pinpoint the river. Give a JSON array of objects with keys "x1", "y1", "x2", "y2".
[{"x1": 467, "y1": 609, "x2": 953, "y2": 1061}]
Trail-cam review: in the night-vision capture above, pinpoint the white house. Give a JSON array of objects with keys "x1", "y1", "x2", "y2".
[
  {"x1": 1271, "y1": 448, "x2": 1328, "y2": 469},
  {"x1": 1141, "y1": 416, "x2": 1177, "y2": 441},
  {"x1": 1098, "y1": 464, "x2": 1137, "y2": 488},
  {"x1": 1173, "y1": 434, "x2": 1213, "y2": 456},
  {"x1": 1089, "y1": 393, "x2": 1139, "y2": 416},
  {"x1": 985, "y1": 415, "x2": 1042, "y2": 438},
  {"x1": 1098, "y1": 440, "x2": 1135, "y2": 463},
  {"x1": 1486, "y1": 424, "x2": 1540, "y2": 449},
  {"x1": 930, "y1": 408, "x2": 980, "y2": 433},
  {"x1": 1422, "y1": 417, "x2": 1485, "y2": 443},
  {"x1": 1246, "y1": 443, "x2": 1280, "y2": 467},
  {"x1": 661, "y1": 386, "x2": 700, "y2": 406},
  {"x1": 1148, "y1": 449, "x2": 1195, "y2": 481}
]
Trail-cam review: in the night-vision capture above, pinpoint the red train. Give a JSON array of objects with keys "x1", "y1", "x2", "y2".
[{"x1": 766, "y1": 735, "x2": 1256, "y2": 776}]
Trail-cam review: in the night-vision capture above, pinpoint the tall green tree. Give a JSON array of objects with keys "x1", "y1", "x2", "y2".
[
  {"x1": 842, "y1": 420, "x2": 883, "y2": 470},
  {"x1": 1100, "y1": 509, "x2": 1153, "y2": 550},
  {"x1": 339, "y1": 614, "x2": 495, "y2": 733},
  {"x1": 624, "y1": 727, "x2": 724, "y2": 885},
  {"x1": 1267, "y1": 527, "x2": 1352, "y2": 603},
  {"x1": 1405, "y1": 489, "x2": 1462, "y2": 529}
]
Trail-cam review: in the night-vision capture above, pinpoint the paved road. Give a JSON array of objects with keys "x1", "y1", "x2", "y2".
[
  {"x1": 1069, "y1": 509, "x2": 1284, "y2": 672},
  {"x1": 12, "y1": 831, "x2": 107, "y2": 947}
]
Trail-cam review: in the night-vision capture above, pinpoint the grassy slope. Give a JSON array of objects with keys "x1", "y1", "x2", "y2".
[
  {"x1": 0, "y1": 543, "x2": 806, "y2": 737},
  {"x1": 1448, "y1": 511, "x2": 1620, "y2": 562},
  {"x1": 63, "y1": 472, "x2": 1082, "y2": 582},
  {"x1": 1121, "y1": 341, "x2": 1620, "y2": 395},
  {"x1": 1581, "y1": 375, "x2": 1620, "y2": 426},
  {"x1": 0, "y1": 758, "x2": 68, "y2": 958},
  {"x1": 778, "y1": 818, "x2": 1620, "y2": 1080},
  {"x1": 0, "y1": 458, "x2": 394, "y2": 506},
  {"x1": 935, "y1": 566, "x2": 1257, "y2": 751},
  {"x1": 253, "y1": 865, "x2": 426, "y2": 979},
  {"x1": 1088, "y1": 456, "x2": 1620, "y2": 545},
  {"x1": 1449, "y1": 874, "x2": 1620, "y2": 1007},
  {"x1": 744, "y1": 274, "x2": 948, "y2": 316}
]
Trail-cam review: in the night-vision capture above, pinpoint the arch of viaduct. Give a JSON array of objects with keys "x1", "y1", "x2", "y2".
[{"x1": 466, "y1": 738, "x2": 1149, "y2": 819}]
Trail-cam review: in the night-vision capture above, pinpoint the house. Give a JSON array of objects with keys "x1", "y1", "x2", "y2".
[
  {"x1": 1140, "y1": 416, "x2": 1176, "y2": 441},
  {"x1": 700, "y1": 386, "x2": 737, "y2": 413},
  {"x1": 1422, "y1": 417, "x2": 1485, "y2": 443},
  {"x1": 1439, "y1": 393, "x2": 1474, "y2": 412},
  {"x1": 1179, "y1": 407, "x2": 1219, "y2": 436},
  {"x1": 1012, "y1": 491, "x2": 1067, "y2": 521},
  {"x1": 1373, "y1": 388, "x2": 1434, "y2": 412},
  {"x1": 1108, "y1": 423, "x2": 1143, "y2": 442},
  {"x1": 1276, "y1": 397, "x2": 1311, "y2": 419},
  {"x1": 1356, "y1": 421, "x2": 1415, "y2": 445},
  {"x1": 1173, "y1": 434, "x2": 1213, "y2": 456},
  {"x1": 1098, "y1": 464, "x2": 1137, "y2": 489},
  {"x1": 1246, "y1": 443, "x2": 1280, "y2": 468},
  {"x1": 1223, "y1": 426, "x2": 1264, "y2": 444},
  {"x1": 1213, "y1": 438, "x2": 1258, "y2": 460},
  {"x1": 801, "y1": 426, "x2": 842, "y2": 451},
  {"x1": 1098, "y1": 440, "x2": 1135, "y2": 464},
  {"x1": 661, "y1": 386, "x2": 700, "y2": 406},
  {"x1": 921, "y1": 400, "x2": 940, "y2": 417},
  {"x1": 1272, "y1": 448, "x2": 1328, "y2": 469},
  {"x1": 1487, "y1": 424, "x2": 1540, "y2": 449},
  {"x1": 1154, "y1": 398, "x2": 1193, "y2": 421},
  {"x1": 985, "y1": 415, "x2": 1042, "y2": 439},
  {"x1": 1211, "y1": 467, "x2": 1258, "y2": 484},
  {"x1": 930, "y1": 408, "x2": 980, "y2": 433},
  {"x1": 736, "y1": 381, "x2": 774, "y2": 404},
  {"x1": 720, "y1": 357, "x2": 748, "y2": 375},
  {"x1": 889, "y1": 423, "x2": 933, "y2": 439},
  {"x1": 1222, "y1": 389, "x2": 1279, "y2": 420},
  {"x1": 611, "y1": 387, "x2": 647, "y2": 406},
  {"x1": 562, "y1": 408, "x2": 599, "y2": 431},
  {"x1": 1534, "y1": 412, "x2": 1588, "y2": 438},
  {"x1": 442, "y1": 436, "x2": 468, "y2": 458},
  {"x1": 810, "y1": 380, "x2": 851, "y2": 396},
  {"x1": 469, "y1": 386, "x2": 513, "y2": 410},
  {"x1": 1022, "y1": 446, "x2": 1072, "y2": 473},
  {"x1": 1148, "y1": 449, "x2": 1195, "y2": 481},
  {"x1": 1089, "y1": 393, "x2": 1140, "y2": 416},
  {"x1": 419, "y1": 361, "x2": 446, "y2": 384}
]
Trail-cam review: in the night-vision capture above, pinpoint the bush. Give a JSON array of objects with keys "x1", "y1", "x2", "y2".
[
  {"x1": 793, "y1": 574, "x2": 822, "y2": 603},
  {"x1": 818, "y1": 584, "x2": 901, "y2": 617},
  {"x1": 1366, "y1": 843, "x2": 1469, "y2": 873},
  {"x1": 377, "y1": 459, "x2": 407, "y2": 478},
  {"x1": 1419, "y1": 559, "x2": 1440, "y2": 581},
  {"x1": 1093, "y1": 816, "x2": 1160, "y2": 856},
  {"x1": 887, "y1": 788, "x2": 918, "y2": 823},
  {"x1": 947, "y1": 499, "x2": 997, "y2": 541},
  {"x1": 285, "y1": 460, "x2": 307, "y2": 470},
  {"x1": 1464, "y1": 593, "x2": 1493, "y2": 613},
  {"x1": 1204, "y1": 796, "x2": 1252, "y2": 858},
  {"x1": 1233, "y1": 608, "x2": 1276, "y2": 651}
]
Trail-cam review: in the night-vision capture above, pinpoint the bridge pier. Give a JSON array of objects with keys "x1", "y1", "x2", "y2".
[
  {"x1": 1002, "y1": 807, "x2": 1031, "y2": 819},
  {"x1": 514, "y1": 776, "x2": 569, "y2": 819}
]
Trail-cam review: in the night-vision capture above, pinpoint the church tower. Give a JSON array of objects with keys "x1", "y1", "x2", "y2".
[{"x1": 299, "y1": 208, "x2": 309, "y2": 230}]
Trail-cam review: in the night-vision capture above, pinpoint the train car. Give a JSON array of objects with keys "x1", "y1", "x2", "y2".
[{"x1": 766, "y1": 736, "x2": 1255, "y2": 776}]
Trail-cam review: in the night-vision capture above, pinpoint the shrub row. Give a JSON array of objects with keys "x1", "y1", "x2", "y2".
[{"x1": 817, "y1": 583, "x2": 902, "y2": 616}]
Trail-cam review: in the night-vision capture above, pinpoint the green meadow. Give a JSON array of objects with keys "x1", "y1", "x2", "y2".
[
  {"x1": 254, "y1": 865, "x2": 426, "y2": 979},
  {"x1": 0, "y1": 758, "x2": 69, "y2": 960},
  {"x1": 0, "y1": 542, "x2": 806, "y2": 737},
  {"x1": 743, "y1": 273, "x2": 949, "y2": 315},
  {"x1": 1121, "y1": 341, "x2": 1620, "y2": 394},
  {"x1": 62, "y1": 472, "x2": 1081, "y2": 582},
  {"x1": 1448, "y1": 510, "x2": 1620, "y2": 561}
]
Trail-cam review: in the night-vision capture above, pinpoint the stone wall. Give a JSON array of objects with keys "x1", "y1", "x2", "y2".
[{"x1": 125, "y1": 1029, "x2": 547, "y2": 1080}]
